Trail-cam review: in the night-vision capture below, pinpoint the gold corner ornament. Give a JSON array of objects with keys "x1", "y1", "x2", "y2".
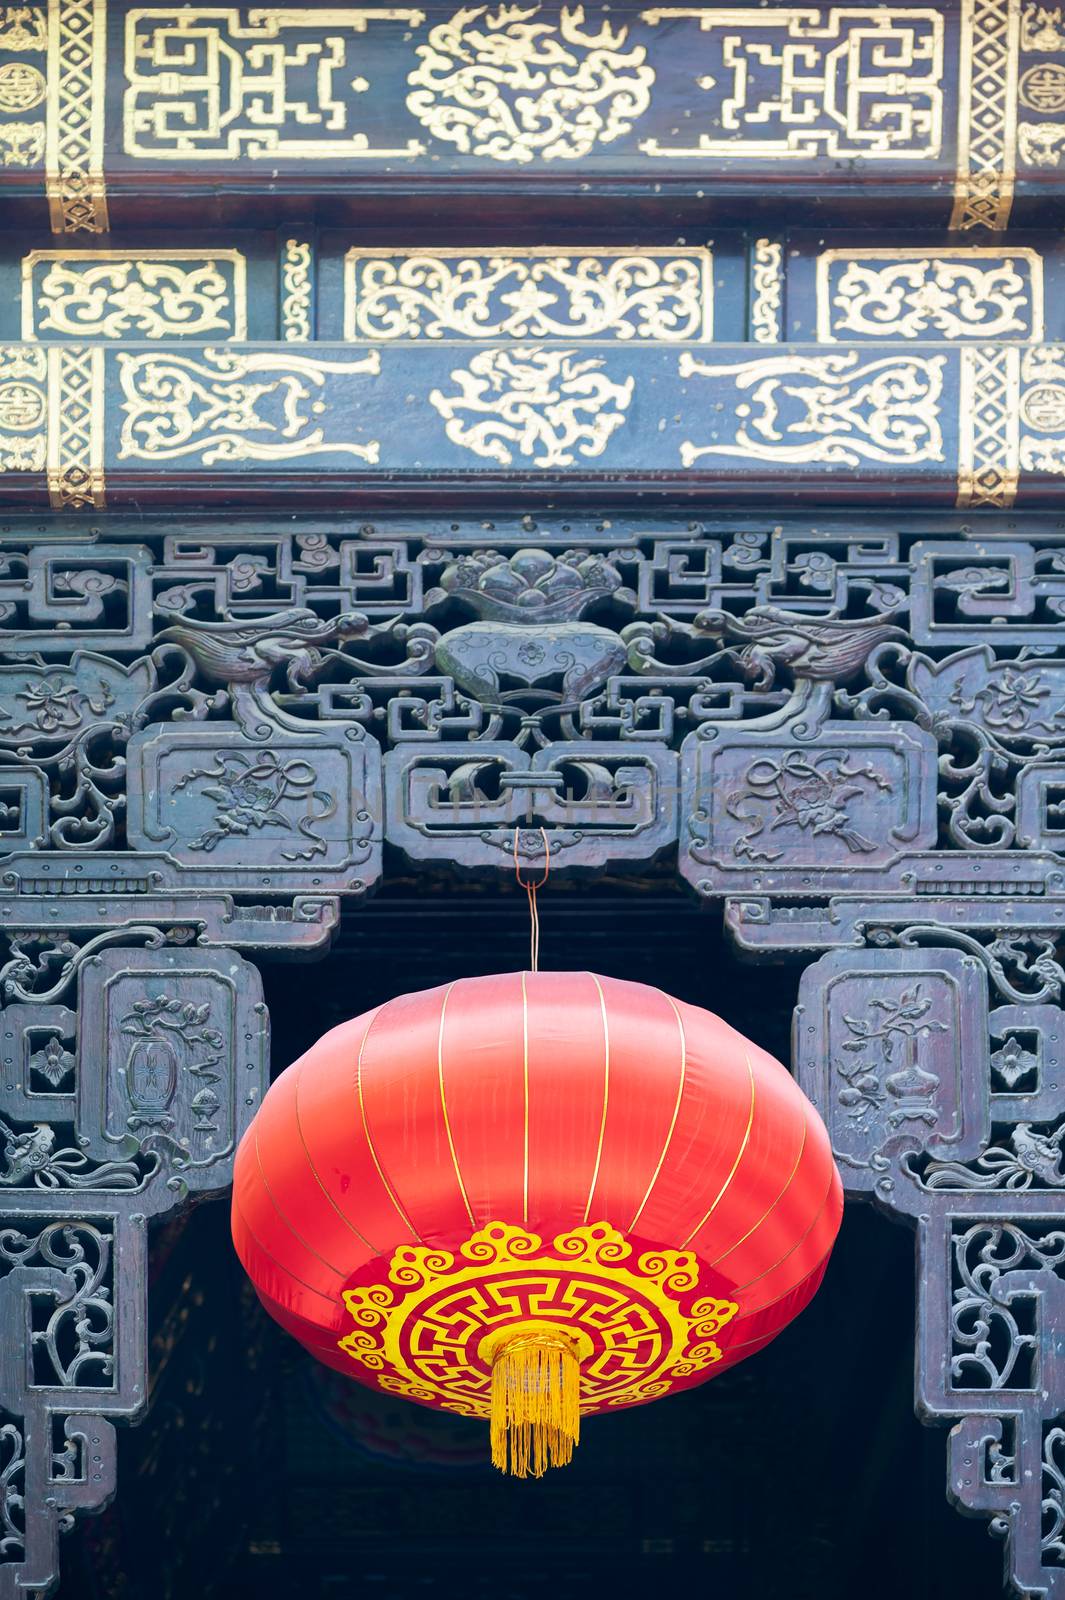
[
  {"x1": 45, "y1": 0, "x2": 109, "y2": 232},
  {"x1": 951, "y1": 0, "x2": 1021, "y2": 231}
]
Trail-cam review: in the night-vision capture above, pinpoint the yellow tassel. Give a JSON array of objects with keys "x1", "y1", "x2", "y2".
[{"x1": 489, "y1": 1326, "x2": 582, "y2": 1478}]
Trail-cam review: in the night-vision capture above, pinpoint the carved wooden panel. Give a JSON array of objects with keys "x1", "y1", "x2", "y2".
[
  {"x1": 793, "y1": 935, "x2": 1065, "y2": 1596},
  {"x1": 3, "y1": 510, "x2": 1065, "y2": 1595},
  {"x1": 0, "y1": 934, "x2": 269, "y2": 1599}
]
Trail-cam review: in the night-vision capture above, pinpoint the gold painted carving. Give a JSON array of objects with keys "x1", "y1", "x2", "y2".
[
  {"x1": 1020, "y1": 59, "x2": 1065, "y2": 106},
  {"x1": 951, "y1": 0, "x2": 1020, "y2": 231},
  {"x1": 957, "y1": 345, "x2": 1019, "y2": 506},
  {"x1": 0, "y1": 345, "x2": 46, "y2": 473},
  {"x1": 23, "y1": 250, "x2": 248, "y2": 340},
  {"x1": 816, "y1": 249, "x2": 1042, "y2": 341},
  {"x1": 0, "y1": 4, "x2": 46, "y2": 169},
  {"x1": 751, "y1": 240, "x2": 783, "y2": 344},
  {"x1": 339, "y1": 1222, "x2": 738, "y2": 1418},
  {"x1": 1018, "y1": 346, "x2": 1065, "y2": 479},
  {"x1": 344, "y1": 249, "x2": 712, "y2": 342},
  {"x1": 678, "y1": 350, "x2": 946, "y2": 468},
  {"x1": 0, "y1": 120, "x2": 43, "y2": 164},
  {"x1": 0, "y1": 344, "x2": 105, "y2": 505},
  {"x1": 116, "y1": 348, "x2": 382, "y2": 465},
  {"x1": 406, "y1": 5, "x2": 654, "y2": 162},
  {"x1": 1019, "y1": 118, "x2": 1065, "y2": 160},
  {"x1": 1021, "y1": 3, "x2": 1065, "y2": 48},
  {"x1": 46, "y1": 0, "x2": 109, "y2": 231},
  {"x1": 47, "y1": 342, "x2": 105, "y2": 507},
  {"x1": 640, "y1": 8, "x2": 943, "y2": 159},
  {"x1": 0, "y1": 7, "x2": 47, "y2": 49},
  {"x1": 0, "y1": 60, "x2": 44, "y2": 107},
  {"x1": 954, "y1": 345, "x2": 1065, "y2": 504},
  {"x1": 281, "y1": 240, "x2": 313, "y2": 342},
  {"x1": 429, "y1": 347, "x2": 633, "y2": 468},
  {"x1": 123, "y1": 8, "x2": 426, "y2": 160}
]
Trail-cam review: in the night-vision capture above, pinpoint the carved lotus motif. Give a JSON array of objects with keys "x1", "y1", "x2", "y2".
[{"x1": 437, "y1": 546, "x2": 626, "y2": 622}]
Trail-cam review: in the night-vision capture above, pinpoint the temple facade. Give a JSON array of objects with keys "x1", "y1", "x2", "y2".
[{"x1": 2, "y1": 2, "x2": 1065, "y2": 1595}]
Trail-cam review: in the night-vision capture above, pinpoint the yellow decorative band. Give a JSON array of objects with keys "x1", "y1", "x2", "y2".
[
  {"x1": 46, "y1": 0, "x2": 109, "y2": 233},
  {"x1": 46, "y1": 345, "x2": 106, "y2": 508},
  {"x1": 951, "y1": 0, "x2": 1020, "y2": 231}
]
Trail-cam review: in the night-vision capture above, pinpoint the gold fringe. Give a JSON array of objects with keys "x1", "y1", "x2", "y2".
[{"x1": 489, "y1": 1327, "x2": 581, "y2": 1478}]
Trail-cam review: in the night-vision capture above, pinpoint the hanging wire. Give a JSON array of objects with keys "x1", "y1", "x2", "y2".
[{"x1": 513, "y1": 829, "x2": 550, "y2": 972}]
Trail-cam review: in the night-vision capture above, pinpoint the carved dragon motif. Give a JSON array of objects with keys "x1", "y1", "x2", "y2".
[
  {"x1": 154, "y1": 607, "x2": 435, "y2": 737},
  {"x1": 690, "y1": 605, "x2": 908, "y2": 691}
]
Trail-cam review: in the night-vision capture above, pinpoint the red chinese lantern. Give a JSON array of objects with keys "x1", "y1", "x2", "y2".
[{"x1": 232, "y1": 972, "x2": 841, "y2": 1477}]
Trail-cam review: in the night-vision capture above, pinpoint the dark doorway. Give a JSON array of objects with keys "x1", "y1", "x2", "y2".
[{"x1": 58, "y1": 885, "x2": 1003, "y2": 1600}]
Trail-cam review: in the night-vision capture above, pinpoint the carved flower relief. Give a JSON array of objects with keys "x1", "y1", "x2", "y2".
[
  {"x1": 829, "y1": 258, "x2": 1031, "y2": 341},
  {"x1": 406, "y1": 4, "x2": 655, "y2": 163},
  {"x1": 429, "y1": 347, "x2": 634, "y2": 468},
  {"x1": 435, "y1": 547, "x2": 626, "y2": 621},
  {"x1": 35, "y1": 259, "x2": 238, "y2": 341}
]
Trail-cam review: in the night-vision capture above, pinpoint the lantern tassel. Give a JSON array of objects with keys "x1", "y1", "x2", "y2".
[{"x1": 489, "y1": 1327, "x2": 581, "y2": 1478}]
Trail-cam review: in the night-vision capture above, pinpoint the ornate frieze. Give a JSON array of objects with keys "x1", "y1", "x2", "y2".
[
  {"x1": 122, "y1": 7, "x2": 427, "y2": 161},
  {"x1": 641, "y1": 6, "x2": 945, "y2": 160},
  {"x1": 2, "y1": 5, "x2": 1065, "y2": 229},
  {"x1": 4, "y1": 338, "x2": 1065, "y2": 502},
  {"x1": 7, "y1": 233, "x2": 1065, "y2": 350},
  {"x1": 114, "y1": 347, "x2": 382, "y2": 465},
  {"x1": 405, "y1": 5, "x2": 655, "y2": 162}
]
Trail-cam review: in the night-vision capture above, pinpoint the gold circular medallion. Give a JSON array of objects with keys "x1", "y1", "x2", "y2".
[
  {"x1": 1021, "y1": 63, "x2": 1065, "y2": 112},
  {"x1": 0, "y1": 63, "x2": 46, "y2": 113},
  {"x1": 0, "y1": 382, "x2": 45, "y2": 433},
  {"x1": 1021, "y1": 383, "x2": 1065, "y2": 433}
]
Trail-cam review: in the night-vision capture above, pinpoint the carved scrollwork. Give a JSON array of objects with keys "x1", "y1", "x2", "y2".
[
  {"x1": 25, "y1": 253, "x2": 247, "y2": 341},
  {"x1": 679, "y1": 351, "x2": 947, "y2": 468},
  {"x1": 116, "y1": 349, "x2": 382, "y2": 465},
  {"x1": 429, "y1": 347, "x2": 634, "y2": 467},
  {"x1": 406, "y1": 5, "x2": 655, "y2": 163},
  {"x1": 345, "y1": 250, "x2": 711, "y2": 342}
]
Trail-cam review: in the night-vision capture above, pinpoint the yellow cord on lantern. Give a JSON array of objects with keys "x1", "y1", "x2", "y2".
[
  {"x1": 489, "y1": 1325, "x2": 581, "y2": 1478},
  {"x1": 513, "y1": 828, "x2": 550, "y2": 973}
]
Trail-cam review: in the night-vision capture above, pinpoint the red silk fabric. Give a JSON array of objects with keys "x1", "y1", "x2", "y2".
[{"x1": 232, "y1": 972, "x2": 842, "y2": 1387}]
